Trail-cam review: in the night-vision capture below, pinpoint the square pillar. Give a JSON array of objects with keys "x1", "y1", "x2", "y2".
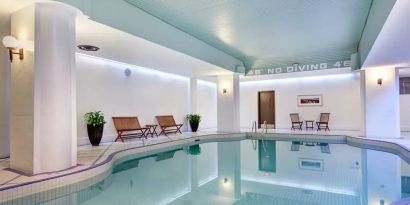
[
  {"x1": 189, "y1": 77, "x2": 198, "y2": 114},
  {"x1": 188, "y1": 78, "x2": 198, "y2": 132},
  {"x1": 362, "y1": 67, "x2": 400, "y2": 138},
  {"x1": 218, "y1": 141, "x2": 241, "y2": 198},
  {"x1": 217, "y1": 74, "x2": 240, "y2": 133},
  {"x1": 364, "y1": 150, "x2": 401, "y2": 204},
  {"x1": 189, "y1": 155, "x2": 199, "y2": 191}
]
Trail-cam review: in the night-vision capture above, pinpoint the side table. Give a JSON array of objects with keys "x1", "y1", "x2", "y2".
[
  {"x1": 146, "y1": 124, "x2": 158, "y2": 137},
  {"x1": 305, "y1": 120, "x2": 314, "y2": 130}
]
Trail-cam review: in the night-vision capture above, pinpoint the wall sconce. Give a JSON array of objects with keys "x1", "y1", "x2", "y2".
[
  {"x1": 222, "y1": 88, "x2": 227, "y2": 94},
  {"x1": 377, "y1": 78, "x2": 383, "y2": 86},
  {"x1": 2, "y1": 35, "x2": 24, "y2": 62}
]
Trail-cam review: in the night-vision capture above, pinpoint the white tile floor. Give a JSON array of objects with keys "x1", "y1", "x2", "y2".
[
  {"x1": 1, "y1": 129, "x2": 410, "y2": 202},
  {"x1": 0, "y1": 130, "x2": 221, "y2": 190}
]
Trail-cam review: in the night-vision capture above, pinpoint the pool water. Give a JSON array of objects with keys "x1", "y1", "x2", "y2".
[{"x1": 3, "y1": 139, "x2": 410, "y2": 205}]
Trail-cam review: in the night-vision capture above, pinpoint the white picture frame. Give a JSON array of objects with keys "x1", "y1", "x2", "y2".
[
  {"x1": 298, "y1": 158, "x2": 324, "y2": 171},
  {"x1": 297, "y1": 95, "x2": 323, "y2": 107}
]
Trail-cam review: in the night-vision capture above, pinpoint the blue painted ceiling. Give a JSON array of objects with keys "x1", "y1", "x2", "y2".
[{"x1": 125, "y1": 0, "x2": 373, "y2": 71}]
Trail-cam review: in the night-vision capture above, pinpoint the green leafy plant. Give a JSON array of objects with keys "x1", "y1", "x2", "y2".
[
  {"x1": 84, "y1": 111, "x2": 106, "y2": 126},
  {"x1": 186, "y1": 145, "x2": 201, "y2": 155},
  {"x1": 186, "y1": 114, "x2": 201, "y2": 124}
]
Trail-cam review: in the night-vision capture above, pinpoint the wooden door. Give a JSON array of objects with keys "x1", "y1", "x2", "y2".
[{"x1": 258, "y1": 91, "x2": 275, "y2": 129}]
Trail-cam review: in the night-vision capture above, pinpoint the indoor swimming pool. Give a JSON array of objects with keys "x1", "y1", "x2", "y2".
[{"x1": 2, "y1": 139, "x2": 409, "y2": 205}]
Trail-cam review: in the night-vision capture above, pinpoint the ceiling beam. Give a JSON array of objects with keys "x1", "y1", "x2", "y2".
[
  {"x1": 55, "y1": 0, "x2": 244, "y2": 73},
  {"x1": 362, "y1": 0, "x2": 410, "y2": 68},
  {"x1": 358, "y1": 0, "x2": 397, "y2": 67}
]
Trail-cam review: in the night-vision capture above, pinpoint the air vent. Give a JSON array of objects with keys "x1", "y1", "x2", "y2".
[{"x1": 77, "y1": 45, "x2": 99, "y2": 51}]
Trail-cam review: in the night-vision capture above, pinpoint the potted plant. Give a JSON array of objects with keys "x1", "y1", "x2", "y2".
[
  {"x1": 84, "y1": 111, "x2": 106, "y2": 146},
  {"x1": 186, "y1": 144, "x2": 201, "y2": 155},
  {"x1": 186, "y1": 114, "x2": 201, "y2": 132}
]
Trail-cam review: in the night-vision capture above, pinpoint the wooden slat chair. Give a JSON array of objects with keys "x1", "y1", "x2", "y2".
[
  {"x1": 316, "y1": 113, "x2": 330, "y2": 131},
  {"x1": 156, "y1": 115, "x2": 183, "y2": 136},
  {"x1": 112, "y1": 117, "x2": 148, "y2": 142},
  {"x1": 290, "y1": 113, "x2": 303, "y2": 131}
]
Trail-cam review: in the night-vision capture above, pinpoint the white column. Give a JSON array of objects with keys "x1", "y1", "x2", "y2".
[
  {"x1": 189, "y1": 78, "x2": 198, "y2": 114},
  {"x1": 0, "y1": 13, "x2": 11, "y2": 158},
  {"x1": 365, "y1": 150, "x2": 401, "y2": 204},
  {"x1": 189, "y1": 78, "x2": 198, "y2": 132},
  {"x1": 218, "y1": 141, "x2": 241, "y2": 198},
  {"x1": 10, "y1": 3, "x2": 78, "y2": 174},
  {"x1": 362, "y1": 67, "x2": 400, "y2": 138},
  {"x1": 189, "y1": 155, "x2": 199, "y2": 191},
  {"x1": 359, "y1": 70, "x2": 366, "y2": 136},
  {"x1": 217, "y1": 74, "x2": 240, "y2": 133}
]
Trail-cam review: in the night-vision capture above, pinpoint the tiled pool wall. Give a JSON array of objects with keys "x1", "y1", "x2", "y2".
[{"x1": 1, "y1": 132, "x2": 410, "y2": 204}]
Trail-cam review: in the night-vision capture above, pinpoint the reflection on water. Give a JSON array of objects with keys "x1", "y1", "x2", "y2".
[{"x1": 4, "y1": 140, "x2": 410, "y2": 205}]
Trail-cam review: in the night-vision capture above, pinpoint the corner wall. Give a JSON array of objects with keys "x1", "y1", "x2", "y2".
[
  {"x1": 76, "y1": 54, "x2": 192, "y2": 145},
  {"x1": 240, "y1": 73, "x2": 363, "y2": 130}
]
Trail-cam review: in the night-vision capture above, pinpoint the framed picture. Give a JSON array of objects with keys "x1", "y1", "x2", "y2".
[
  {"x1": 299, "y1": 158, "x2": 323, "y2": 171},
  {"x1": 297, "y1": 95, "x2": 323, "y2": 106}
]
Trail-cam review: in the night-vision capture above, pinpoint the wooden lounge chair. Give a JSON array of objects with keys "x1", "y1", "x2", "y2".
[
  {"x1": 316, "y1": 113, "x2": 330, "y2": 131},
  {"x1": 290, "y1": 113, "x2": 303, "y2": 131},
  {"x1": 112, "y1": 117, "x2": 148, "y2": 142},
  {"x1": 156, "y1": 115, "x2": 183, "y2": 136}
]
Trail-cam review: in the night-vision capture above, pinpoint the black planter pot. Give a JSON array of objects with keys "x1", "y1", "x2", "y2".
[
  {"x1": 189, "y1": 122, "x2": 199, "y2": 132},
  {"x1": 87, "y1": 124, "x2": 104, "y2": 146}
]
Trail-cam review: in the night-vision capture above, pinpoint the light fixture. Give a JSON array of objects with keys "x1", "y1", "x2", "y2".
[
  {"x1": 223, "y1": 178, "x2": 228, "y2": 183},
  {"x1": 222, "y1": 88, "x2": 227, "y2": 94},
  {"x1": 2, "y1": 35, "x2": 23, "y2": 62},
  {"x1": 377, "y1": 78, "x2": 383, "y2": 86}
]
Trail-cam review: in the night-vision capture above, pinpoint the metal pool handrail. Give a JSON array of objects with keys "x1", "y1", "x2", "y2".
[
  {"x1": 251, "y1": 121, "x2": 268, "y2": 152},
  {"x1": 251, "y1": 120, "x2": 268, "y2": 133}
]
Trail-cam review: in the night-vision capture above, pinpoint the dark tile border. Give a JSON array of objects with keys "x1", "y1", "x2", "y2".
[
  {"x1": 3, "y1": 164, "x2": 84, "y2": 177},
  {"x1": 0, "y1": 133, "x2": 238, "y2": 192}
]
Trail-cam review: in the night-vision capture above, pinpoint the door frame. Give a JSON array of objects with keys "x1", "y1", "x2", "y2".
[{"x1": 257, "y1": 90, "x2": 276, "y2": 129}]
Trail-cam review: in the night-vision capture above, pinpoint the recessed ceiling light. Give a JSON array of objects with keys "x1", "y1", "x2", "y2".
[{"x1": 77, "y1": 45, "x2": 99, "y2": 51}]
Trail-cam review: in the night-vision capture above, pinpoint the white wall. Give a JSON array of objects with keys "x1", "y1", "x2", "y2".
[
  {"x1": 76, "y1": 54, "x2": 191, "y2": 145},
  {"x1": 196, "y1": 80, "x2": 217, "y2": 130},
  {"x1": 240, "y1": 72, "x2": 362, "y2": 130},
  {"x1": 0, "y1": 11, "x2": 10, "y2": 158}
]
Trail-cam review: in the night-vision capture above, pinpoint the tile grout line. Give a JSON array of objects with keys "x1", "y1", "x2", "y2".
[
  {"x1": 90, "y1": 141, "x2": 116, "y2": 166},
  {"x1": 3, "y1": 131, "x2": 410, "y2": 200},
  {"x1": 0, "y1": 175, "x2": 21, "y2": 188}
]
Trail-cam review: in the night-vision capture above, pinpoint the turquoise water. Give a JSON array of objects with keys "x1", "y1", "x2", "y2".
[{"x1": 3, "y1": 140, "x2": 410, "y2": 205}]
